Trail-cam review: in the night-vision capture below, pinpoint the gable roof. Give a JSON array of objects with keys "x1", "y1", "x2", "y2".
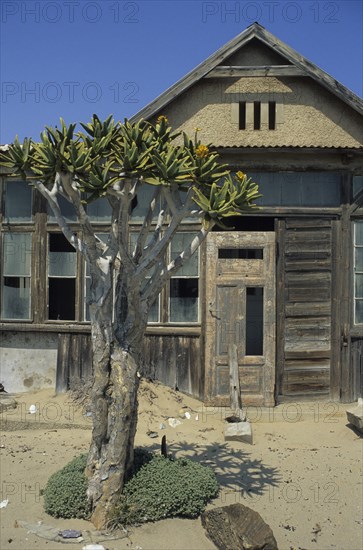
[{"x1": 132, "y1": 23, "x2": 363, "y2": 121}]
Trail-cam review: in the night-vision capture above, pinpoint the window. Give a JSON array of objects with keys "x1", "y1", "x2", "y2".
[
  {"x1": 354, "y1": 222, "x2": 363, "y2": 324},
  {"x1": 4, "y1": 180, "x2": 32, "y2": 222},
  {"x1": 131, "y1": 185, "x2": 161, "y2": 222},
  {"x1": 129, "y1": 232, "x2": 160, "y2": 322},
  {"x1": 353, "y1": 175, "x2": 363, "y2": 199},
  {"x1": 169, "y1": 233, "x2": 199, "y2": 323},
  {"x1": 218, "y1": 248, "x2": 263, "y2": 259},
  {"x1": 243, "y1": 172, "x2": 341, "y2": 207},
  {"x1": 1, "y1": 233, "x2": 32, "y2": 319},
  {"x1": 87, "y1": 197, "x2": 112, "y2": 223},
  {"x1": 246, "y1": 287, "x2": 264, "y2": 355},
  {"x1": 48, "y1": 233, "x2": 77, "y2": 320},
  {"x1": 48, "y1": 196, "x2": 77, "y2": 223}
]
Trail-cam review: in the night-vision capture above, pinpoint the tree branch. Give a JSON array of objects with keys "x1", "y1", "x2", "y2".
[{"x1": 33, "y1": 175, "x2": 86, "y2": 254}]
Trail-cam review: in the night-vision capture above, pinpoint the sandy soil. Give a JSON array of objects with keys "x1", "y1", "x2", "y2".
[{"x1": 0, "y1": 382, "x2": 362, "y2": 550}]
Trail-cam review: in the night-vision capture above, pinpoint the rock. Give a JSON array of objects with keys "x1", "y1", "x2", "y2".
[
  {"x1": 346, "y1": 398, "x2": 363, "y2": 433},
  {"x1": 201, "y1": 503, "x2": 278, "y2": 550},
  {"x1": 168, "y1": 417, "x2": 182, "y2": 428},
  {"x1": 224, "y1": 421, "x2": 252, "y2": 444}
]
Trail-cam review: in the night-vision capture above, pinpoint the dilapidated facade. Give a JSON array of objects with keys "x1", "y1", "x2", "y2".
[{"x1": 1, "y1": 24, "x2": 362, "y2": 404}]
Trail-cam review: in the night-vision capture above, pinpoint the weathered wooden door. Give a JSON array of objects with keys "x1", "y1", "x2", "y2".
[{"x1": 205, "y1": 232, "x2": 275, "y2": 406}]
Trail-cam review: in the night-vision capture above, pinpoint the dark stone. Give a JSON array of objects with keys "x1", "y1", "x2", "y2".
[{"x1": 201, "y1": 503, "x2": 278, "y2": 550}]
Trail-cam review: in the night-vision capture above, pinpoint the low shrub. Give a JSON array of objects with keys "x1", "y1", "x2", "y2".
[
  {"x1": 43, "y1": 454, "x2": 90, "y2": 519},
  {"x1": 43, "y1": 450, "x2": 219, "y2": 526},
  {"x1": 112, "y1": 455, "x2": 219, "y2": 526}
]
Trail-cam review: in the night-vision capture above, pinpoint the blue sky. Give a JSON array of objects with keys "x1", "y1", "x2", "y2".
[{"x1": 1, "y1": 0, "x2": 362, "y2": 143}]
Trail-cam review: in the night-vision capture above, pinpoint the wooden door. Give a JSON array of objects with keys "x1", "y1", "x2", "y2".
[{"x1": 205, "y1": 232, "x2": 276, "y2": 406}]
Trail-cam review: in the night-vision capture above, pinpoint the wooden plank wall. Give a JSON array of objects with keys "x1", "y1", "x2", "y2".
[
  {"x1": 142, "y1": 335, "x2": 202, "y2": 399},
  {"x1": 56, "y1": 333, "x2": 93, "y2": 392},
  {"x1": 351, "y1": 339, "x2": 363, "y2": 400},
  {"x1": 280, "y1": 219, "x2": 333, "y2": 398},
  {"x1": 56, "y1": 333, "x2": 202, "y2": 399}
]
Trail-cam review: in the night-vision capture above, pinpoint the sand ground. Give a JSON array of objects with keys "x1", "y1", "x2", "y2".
[{"x1": 0, "y1": 381, "x2": 362, "y2": 550}]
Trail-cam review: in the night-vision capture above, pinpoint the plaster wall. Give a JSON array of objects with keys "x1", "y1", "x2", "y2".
[
  {"x1": 0, "y1": 331, "x2": 57, "y2": 393},
  {"x1": 160, "y1": 76, "x2": 363, "y2": 148}
]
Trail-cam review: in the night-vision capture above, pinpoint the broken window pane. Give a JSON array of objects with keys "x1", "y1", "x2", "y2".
[
  {"x1": 5, "y1": 180, "x2": 32, "y2": 222},
  {"x1": 170, "y1": 233, "x2": 199, "y2": 276},
  {"x1": 49, "y1": 233, "x2": 77, "y2": 277},
  {"x1": 246, "y1": 287, "x2": 264, "y2": 355},
  {"x1": 170, "y1": 278, "x2": 199, "y2": 322},
  {"x1": 49, "y1": 278, "x2": 76, "y2": 320},
  {"x1": 48, "y1": 233, "x2": 76, "y2": 320}
]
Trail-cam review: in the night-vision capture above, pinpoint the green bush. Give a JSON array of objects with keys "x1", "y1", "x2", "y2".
[
  {"x1": 112, "y1": 455, "x2": 219, "y2": 525},
  {"x1": 43, "y1": 451, "x2": 219, "y2": 526},
  {"x1": 43, "y1": 454, "x2": 90, "y2": 519}
]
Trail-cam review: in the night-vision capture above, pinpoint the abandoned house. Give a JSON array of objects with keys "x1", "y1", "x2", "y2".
[{"x1": 0, "y1": 23, "x2": 362, "y2": 405}]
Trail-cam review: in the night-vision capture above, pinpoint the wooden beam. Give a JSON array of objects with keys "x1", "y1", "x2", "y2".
[
  {"x1": 205, "y1": 65, "x2": 306, "y2": 78},
  {"x1": 229, "y1": 343, "x2": 242, "y2": 413}
]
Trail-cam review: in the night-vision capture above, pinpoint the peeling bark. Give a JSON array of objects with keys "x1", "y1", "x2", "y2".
[{"x1": 85, "y1": 275, "x2": 144, "y2": 529}]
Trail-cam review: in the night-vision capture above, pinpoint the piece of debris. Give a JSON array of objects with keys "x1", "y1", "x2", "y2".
[
  {"x1": 346, "y1": 398, "x2": 363, "y2": 433},
  {"x1": 168, "y1": 417, "x2": 182, "y2": 428},
  {"x1": 147, "y1": 431, "x2": 158, "y2": 439},
  {"x1": 159, "y1": 422, "x2": 166, "y2": 430},
  {"x1": 225, "y1": 419, "x2": 252, "y2": 444},
  {"x1": 60, "y1": 529, "x2": 82, "y2": 539},
  {"x1": 28, "y1": 404, "x2": 37, "y2": 414},
  {"x1": 82, "y1": 545, "x2": 106, "y2": 550},
  {"x1": 0, "y1": 499, "x2": 9, "y2": 508},
  {"x1": 185, "y1": 411, "x2": 191, "y2": 419}
]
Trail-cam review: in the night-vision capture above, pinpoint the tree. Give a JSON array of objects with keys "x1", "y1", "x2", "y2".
[{"x1": 0, "y1": 115, "x2": 260, "y2": 527}]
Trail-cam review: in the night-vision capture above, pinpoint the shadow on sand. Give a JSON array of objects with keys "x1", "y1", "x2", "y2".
[{"x1": 142, "y1": 439, "x2": 281, "y2": 501}]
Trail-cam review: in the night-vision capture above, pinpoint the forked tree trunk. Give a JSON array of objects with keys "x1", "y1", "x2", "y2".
[{"x1": 85, "y1": 303, "x2": 144, "y2": 528}]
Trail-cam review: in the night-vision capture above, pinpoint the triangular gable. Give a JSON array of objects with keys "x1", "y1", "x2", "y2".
[{"x1": 132, "y1": 23, "x2": 363, "y2": 121}]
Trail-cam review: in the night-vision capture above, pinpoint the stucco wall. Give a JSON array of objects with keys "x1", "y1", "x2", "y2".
[
  {"x1": 0, "y1": 332, "x2": 57, "y2": 393},
  {"x1": 159, "y1": 76, "x2": 363, "y2": 148}
]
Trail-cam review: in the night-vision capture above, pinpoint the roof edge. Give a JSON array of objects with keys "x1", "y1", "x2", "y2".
[{"x1": 131, "y1": 23, "x2": 363, "y2": 122}]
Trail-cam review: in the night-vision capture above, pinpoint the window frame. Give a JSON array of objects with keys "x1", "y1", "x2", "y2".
[
  {"x1": 0, "y1": 230, "x2": 34, "y2": 321},
  {"x1": 353, "y1": 221, "x2": 363, "y2": 326}
]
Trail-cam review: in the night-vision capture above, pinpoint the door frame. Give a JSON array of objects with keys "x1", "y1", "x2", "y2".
[{"x1": 204, "y1": 231, "x2": 276, "y2": 406}]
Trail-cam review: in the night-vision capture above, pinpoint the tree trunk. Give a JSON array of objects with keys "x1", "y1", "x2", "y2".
[{"x1": 85, "y1": 312, "x2": 143, "y2": 528}]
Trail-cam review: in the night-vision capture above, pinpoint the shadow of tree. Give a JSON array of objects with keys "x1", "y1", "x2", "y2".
[{"x1": 140, "y1": 439, "x2": 281, "y2": 500}]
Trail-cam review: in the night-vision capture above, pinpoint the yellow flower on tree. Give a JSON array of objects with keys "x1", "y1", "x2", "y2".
[
  {"x1": 195, "y1": 144, "x2": 209, "y2": 158},
  {"x1": 236, "y1": 171, "x2": 246, "y2": 181},
  {"x1": 157, "y1": 115, "x2": 168, "y2": 124}
]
